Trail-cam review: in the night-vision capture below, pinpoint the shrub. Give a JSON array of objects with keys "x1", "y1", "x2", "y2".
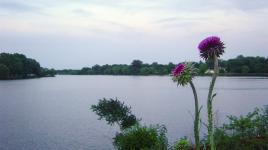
[
  {"x1": 173, "y1": 137, "x2": 190, "y2": 150},
  {"x1": 114, "y1": 124, "x2": 168, "y2": 150},
  {"x1": 214, "y1": 106, "x2": 268, "y2": 150},
  {"x1": 91, "y1": 98, "x2": 139, "y2": 130}
]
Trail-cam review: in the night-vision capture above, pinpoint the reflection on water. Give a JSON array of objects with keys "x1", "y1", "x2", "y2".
[{"x1": 0, "y1": 76, "x2": 267, "y2": 150}]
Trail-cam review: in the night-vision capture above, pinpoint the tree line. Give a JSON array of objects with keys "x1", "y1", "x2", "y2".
[
  {"x1": 57, "y1": 55, "x2": 268, "y2": 76},
  {"x1": 1, "y1": 53, "x2": 266, "y2": 79},
  {"x1": 0, "y1": 53, "x2": 56, "y2": 79}
]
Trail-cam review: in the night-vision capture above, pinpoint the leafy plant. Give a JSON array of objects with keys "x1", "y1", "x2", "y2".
[
  {"x1": 91, "y1": 98, "x2": 169, "y2": 149},
  {"x1": 173, "y1": 137, "x2": 190, "y2": 150},
  {"x1": 114, "y1": 124, "x2": 168, "y2": 150},
  {"x1": 91, "y1": 98, "x2": 139, "y2": 130},
  {"x1": 213, "y1": 106, "x2": 268, "y2": 150}
]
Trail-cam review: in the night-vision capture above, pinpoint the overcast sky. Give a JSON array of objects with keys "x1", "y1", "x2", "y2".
[{"x1": 0, "y1": 0, "x2": 267, "y2": 69}]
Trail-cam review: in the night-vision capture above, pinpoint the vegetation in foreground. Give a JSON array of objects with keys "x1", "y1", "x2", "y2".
[
  {"x1": 91, "y1": 98, "x2": 139, "y2": 130},
  {"x1": 0, "y1": 53, "x2": 56, "y2": 80},
  {"x1": 91, "y1": 98, "x2": 168, "y2": 150},
  {"x1": 114, "y1": 124, "x2": 168, "y2": 150},
  {"x1": 91, "y1": 36, "x2": 268, "y2": 150},
  {"x1": 91, "y1": 98, "x2": 268, "y2": 150},
  {"x1": 213, "y1": 106, "x2": 268, "y2": 150}
]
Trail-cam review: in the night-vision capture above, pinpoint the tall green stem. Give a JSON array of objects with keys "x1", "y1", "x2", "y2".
[
  {"x1": 190, "y1": 80, "x2": 200, "y2": 150},
  {"x1": 207, "y1": 55, "x2": 218, "y2": 150}
]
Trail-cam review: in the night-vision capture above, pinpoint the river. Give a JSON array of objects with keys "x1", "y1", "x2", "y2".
[{"x1": 0, "y1": 75, "x2": 267, "y2": 150}]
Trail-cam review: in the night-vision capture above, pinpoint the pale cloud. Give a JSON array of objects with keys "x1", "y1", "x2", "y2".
[
  {"x1": 0, "y1": 0, "x2": 267, "y2": 69},
  {"x1": 0, "y1": 1, "x2": 38, "y2": 12}
]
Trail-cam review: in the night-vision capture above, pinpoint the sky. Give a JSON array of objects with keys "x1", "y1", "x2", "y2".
[{"x1": 0, "y1": 0, "x2": 267, "y2": 69}]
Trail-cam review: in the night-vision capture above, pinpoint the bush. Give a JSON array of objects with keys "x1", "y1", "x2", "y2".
[
  {"x1": 173, "y1": 137, "x2": 190, "y2": 150},
  {"x1": 114, "y1": 124, "x2": 168, "y2": 150},
  {"x1": 91, "y1": 98, "x2": 139, "y2": 130},
  {"x1": 214, "y1": 106, "x2": 268, "y2": 150}
]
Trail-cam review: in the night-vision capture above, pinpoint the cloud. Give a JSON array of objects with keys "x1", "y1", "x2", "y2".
[
  {"x1": 0, "y1": 0, "x2": 267, "y2": 68},
  {"x1": 226, "y1": 0, "x2": 268, "y2": 11},
  {"x1": 72, "y1": 8, "x2": 93, "y2": 17},
  {"x1": 0, "y1": 1, "x2": 39, "y2": 13},
  {"x1": 153, "y1": 16, "x2": 211, "y2": 29}
]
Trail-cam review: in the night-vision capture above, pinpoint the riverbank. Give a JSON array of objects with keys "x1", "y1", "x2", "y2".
[
  {"x1": 0, "y1": 74, "x2": 55, "y2": 80},
  {"x1": 56, "y1": 73, "x2": 268, "y2": 77}
]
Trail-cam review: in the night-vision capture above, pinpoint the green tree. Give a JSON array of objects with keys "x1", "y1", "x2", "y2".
[
  {"x1": 0, "y1": 52, "x2": 53, "y2": 79},
  {"x1": 241, "y1": 65, "x2": 250, "y2": 74},
  {"x1": 57, "y1": 55, "x2": 268, "y2": 75},
  {"x1": 131, "y1": 60, "x2": 143, "y2": 74},
  {"x1": 140, "y1": 67, "x2": 153, "y2": 75},
  {"x1": 199, "y1": 63, "x2": 208, "y2": 74},
  {"x1": 91, "y1": 65, "x2": 102, "y2": 74},
  {"x1": 0, "y1": 64, "x2": 9, "y2": 79},
  {"x1": 112, "y1": 65, "x2": 122, "y2": 75}
]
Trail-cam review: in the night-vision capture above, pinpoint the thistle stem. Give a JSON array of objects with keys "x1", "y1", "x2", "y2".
[
  {"x1": 207, "y1": 55, "x2": 218, "y2": 150},
  {"x1": 190, "y1": 80, "x2": 200, "y2": 150}
]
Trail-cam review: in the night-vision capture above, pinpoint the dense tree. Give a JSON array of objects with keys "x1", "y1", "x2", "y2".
[
  {"x1": 227, "y1": 55, "x2": 268, "y2": 73},
  {"x1": 57, "y1": 55, "x2": 268, "y2": 76},
  {"x1": 131, "y1": 60, "x2": 143, "y2": 74},
  {"x1": 0, "y1": 64, "x2": 9, "y2": 79},
  {"x1": 0, "y1": 52, "x2": 55, "y2": 79},
  {"x1": 25, "y1": 58, "x2": 41, "y2": 77},
  {"x1": 40, "y1": 68, "x2": 56, "y2": 77},
  {"x1": 199, "y1": 63, "x2": 209, "y2": 74},
  {"x1": 140, "y1": 67, "x2": 153, "y2": 75}
]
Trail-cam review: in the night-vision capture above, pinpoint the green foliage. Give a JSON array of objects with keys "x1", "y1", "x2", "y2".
[
  {"x1": 58, "y1": 61, "x2": 176, "y2": 75},
  {"x1": 227, "y1": 55, "x2": 268, "y2": 73},
  {"x1": 199, "y1": 63, "x2": 208, "y2": 74},
  {"x1": 91, "y1": 98, "x2": 139, "y2": 130},
  {"x1": 114, "y1": 124, "x2": 168, "y2": 150},
  {"x1": 40, "y1": 68, "x2": 56, "y2": 77},
  {"x1": 0, "y1": 64, "x2": 10, "y2": 79},
  {"x1": 57, "y1": 69, "x2": 80, "y2": 75},
  {"x1": 173, "y1": 137, "x2": 190, "y2": 150},
  {"x1": 91, "y1": 98, "x2": 169, "y2": 149},
  {"x1": 131, "y1": 60, "x2": 143, "y2": 75},
  {"x1": 0, "y1": 52, "x2": 55, "y2": 79},
  {"x1": 214, "y1": 106, "x2": 268, "y2": 150},
  {"x1": 140, "y1": 67, "x2": 153, "y2": 75},
  {"x1": 241, "y1": 65, "x2": 250, "y2": 74},
  {"x1": 57, "y1": 55, "x2": 268, "y2": 76}
]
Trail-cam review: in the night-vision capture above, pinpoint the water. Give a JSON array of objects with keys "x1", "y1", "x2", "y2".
[{"x1": 0, "y1": 75, "x2": 268, "y2": 150}]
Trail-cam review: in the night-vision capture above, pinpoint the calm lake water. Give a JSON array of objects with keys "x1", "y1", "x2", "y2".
[{"x1": 0, "y1": 75, "x2": 268, "y2": 150}]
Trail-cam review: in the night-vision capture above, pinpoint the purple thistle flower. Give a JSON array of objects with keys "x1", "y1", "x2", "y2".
[
  {"x1": 172, "y1": 63, "x2": 185, "y2": 77},
  {"x1": 198, "y1": 36, "x2": 225, "y2": 60}
]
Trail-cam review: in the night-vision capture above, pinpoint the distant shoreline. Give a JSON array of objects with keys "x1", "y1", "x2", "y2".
[
  {"x1": 56, "y1": 73, "x2": 268, "y2": 77},
  {"x1": 2, "y1": 75, "x2": 268, "y2": 81},
  {"x1": 202, "y1": 73, "x2": 268, "y2": 77},
  {"x1": 0, "y1": 75, "x2": 55, "y2": 80},
  {"x1": 56, "y1": 55, "x2": 268, "y2": 76}
]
